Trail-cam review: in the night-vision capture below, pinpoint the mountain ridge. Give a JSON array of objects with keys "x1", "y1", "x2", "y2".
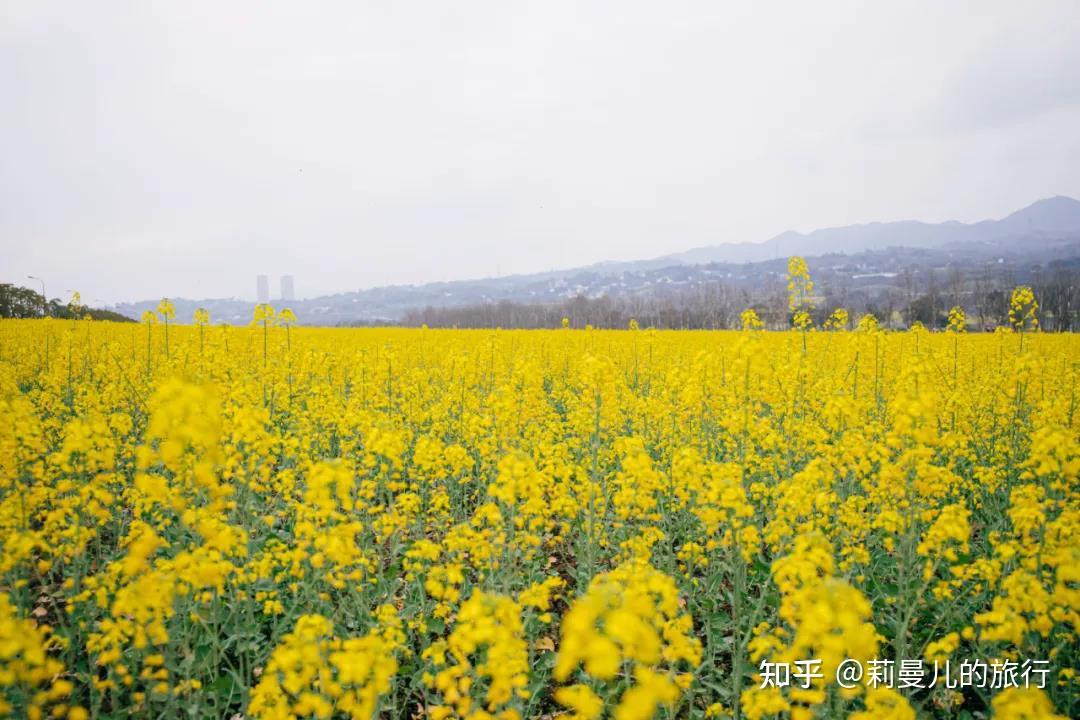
[
  {"x1": 111, "y1": 196, "x2": 1080, "y2": 324},
  {"x1": 658, "y1": 195, "x2": 1080, "y2": 266}
]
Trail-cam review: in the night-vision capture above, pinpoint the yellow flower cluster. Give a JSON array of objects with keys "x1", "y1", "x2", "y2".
[
  {"x1": 947, "y1": 306, "x2": 966, "y2": 333},
  {"x1": 743, "y1": 532, "x2": 898, "y2": 719},
  {"x1": 740, "y1": 308, "x2": 764, "y2": 331},
  {"x1": 824, "y1": 308, "x2": 849, "y2": 331},
  {"x1": 991, "y1": 687, "x2": 1069, "y2": 720},
  {"x1": 249, "y1": 606, "x2": 403, "y2": 719},
  {"x1": 1008, "y1": 286, "x2": 1039, "y2": 331},
  {"x1": 917, "y1": 503, "x2": 971, "y2": 591},
  {"x1": 0, "y1": 593, "x2": 82, "y2": 719},
  {"x1": 554, "y1": 560, "x2": 701, "y2": 720},
  {"x1": 423, "y1": 590, "x2": 529, "y2": 720}
]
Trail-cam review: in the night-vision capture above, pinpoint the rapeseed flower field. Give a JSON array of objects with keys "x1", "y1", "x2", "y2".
[{"x1": 1, "y1": 290, "x2": 1077, "y2": 718}]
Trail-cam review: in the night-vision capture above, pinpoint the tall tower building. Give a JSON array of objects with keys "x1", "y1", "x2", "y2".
[
  {"x1": 256, "y1": 275, "x2": 270, "y2": 303},
  {"x1": 280, "y1": 275, "x2": 295, "y2": 302}
]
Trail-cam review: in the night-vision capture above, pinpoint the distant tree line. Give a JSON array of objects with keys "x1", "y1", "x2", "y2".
[
  {"x1": 403, "y1": 263, "x2": 1080, "y2": 331},
  {"x1": 0, "y1": 284, "x2": 134, "y2": 322},
  {"x1": 403, "y1": 286, "x2": 750, "y2": 330}
]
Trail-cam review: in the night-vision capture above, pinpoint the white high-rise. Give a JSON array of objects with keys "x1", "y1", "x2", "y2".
[
  {"x1": 280, "y1": 275, "x2": 295, "y2": 302},
  {"x1": 256, "y1": 275, "x2": 270, "y2": 303}
]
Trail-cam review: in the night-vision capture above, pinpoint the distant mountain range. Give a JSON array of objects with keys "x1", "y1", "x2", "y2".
[
  {"x1": 654, "y1": 195, "x2": 1080, "y2": 266},
  {"x1": 112, "y1": 196, "x2": 1080, "y2": 325}
]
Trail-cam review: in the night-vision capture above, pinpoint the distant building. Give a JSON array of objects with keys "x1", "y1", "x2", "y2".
[
  {"x1": 256, "y1": 275, "x2": 270, "y2": 304},
  {"x1": 280, "y1": 275, "x2": 295, "y2": 302}
]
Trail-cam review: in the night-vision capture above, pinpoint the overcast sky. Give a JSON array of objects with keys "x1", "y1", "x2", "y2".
[{"x1": 2, "y1": 1, "x2": 1080, "y2": 304}]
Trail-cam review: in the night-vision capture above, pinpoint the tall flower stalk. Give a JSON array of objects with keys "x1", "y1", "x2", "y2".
[
  {"x1": 157, "y1": 299, "x2": 176, "y2": 359},
  {"x1": 786, "y1": 256, "x2": 814, "y2": 353},
  {"x1": 140, "y1": 310, "x2": 157, "y2": 374},
  {"x1": 194, "y1": 307, "x2": 210, "y2": 356},
  {"x1": 1009, "y1": 286, "x2": 1038, "y2": 353},
  {"x1": 278, "y1": 308, "x2": 297, "y2": 352},
  {"x1": 253, "y1": 303, "x2": 276, "y2": 367}
]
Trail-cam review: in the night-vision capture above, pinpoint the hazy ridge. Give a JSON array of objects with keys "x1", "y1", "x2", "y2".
[{"x1": 112, "y1": 196, "x2": 1080, "y2": 325}]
